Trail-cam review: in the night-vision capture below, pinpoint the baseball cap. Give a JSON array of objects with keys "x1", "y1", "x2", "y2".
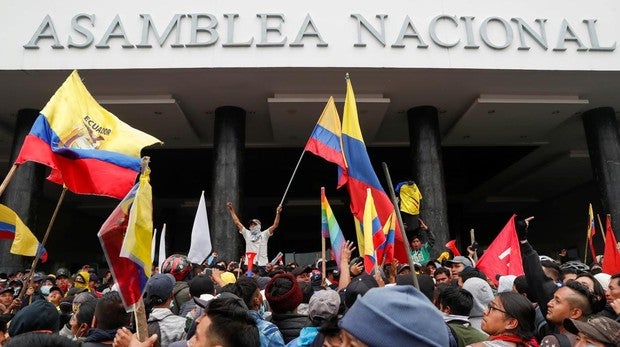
[
  {"x1": 0, "y1": 287, "x2": 14, "y2": 295},
  {"x1": 444, "y1": 256, "x2": 473, "y2": 267},
  {"x1": 563, "y1": 317, "x2": 620, "y2": 345},
  {"x1": 308, "y1": 289, "x2": 340, "y2": 323},
  {"x1": 145, "y1": 273, "x2": 175, "y2": 302},
  {"x1": 292, "y1": 265, "x2": 313, "y2": 277}
]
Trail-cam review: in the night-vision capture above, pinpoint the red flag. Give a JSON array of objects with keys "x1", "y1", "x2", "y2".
[
  {"x1": 602, "y1": 215, "x2": 620, "y2": 274},
  {"x1": 445, "y1": 240, "x2": 461, "y2": 257},
  {"x1": 476, "y1": 215, "x2": 524, "y2": 286}
]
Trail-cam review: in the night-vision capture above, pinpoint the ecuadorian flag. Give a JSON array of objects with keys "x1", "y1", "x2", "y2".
[
  {"x1": 0, "y1": 204, "x2": 47, "y2": 262},
  {"x1": 98, "y1": 168, "x2": 152, "y2": 310},
  {"x1": 15, "y1": 70, "x2": 162, "y2": 199},
  {"x1": 304, "y1": 97, "x2": 347, "y2": 187}
]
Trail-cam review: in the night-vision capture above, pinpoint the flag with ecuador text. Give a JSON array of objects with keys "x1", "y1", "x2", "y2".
[
  {"x1": 304, "y1": 97, "x2": 347, "y2": 187},
  {"x1": 15, "y1": 70, "x2": 162, "y2": 199},
  {"x1": 0, "y1": 204, "x2": 47, "y2": 262},
  {"x1": 321, "y1": 187, "x2": 346, "y2": 267},
  {"x1": 340, "y1": 76, "x2": 406, "y2": 263},
  {"x1": 476, "y1": 215, "x2": 524, "y2": 286},
  {"x1": 98, "y1": 167, "x2": 153, "y2": 310}
]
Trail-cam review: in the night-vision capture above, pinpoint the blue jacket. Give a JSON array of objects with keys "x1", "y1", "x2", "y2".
[{"x1": 248, "y1": 310, "x2": 285, "y2": 347}]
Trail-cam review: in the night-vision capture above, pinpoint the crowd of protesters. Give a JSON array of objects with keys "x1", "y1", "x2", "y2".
[{"x1": 0, "y1": 216, "x2": 619, "y2": 346}]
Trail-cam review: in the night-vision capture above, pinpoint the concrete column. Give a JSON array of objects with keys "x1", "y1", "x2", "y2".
[
  {"x1": 211, "y1": 106, "x2": 246, "y2": 262},
  {"x1": 0, "y1": 109, "x2": 45, "y2": 274},
  {"x1": 582, "y1": 107, "x2": 620, "y2": 239},
  {"x1": 407, "y1": 106, "x2": 449, "y2": 255}
]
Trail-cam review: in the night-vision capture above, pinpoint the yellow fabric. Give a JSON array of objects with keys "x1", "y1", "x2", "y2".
[
  {"x1": 44, "y1": 70, "x2": 161, "y2": 154},
  {"x1": 220, "y1": 272, "x2": 236, "y2": 284},
  {"x1": 73, "y1": 271, "x2": 90, "y2": 289},
  {"x1": 399, "y1": 183, "x2": 422, "y2": 215},
  {"x1": 119, "y1": 168, "x2": 153, "y2": 278},
  {"x1": 354, "y1": 217, "x2": 364, "y2": 256},
  {"x1": 0, "y1": 204, "x2": 40, "y2": 258},
  {"x1": 437, "y1": 251, "x2": 451, "y2": 263}
]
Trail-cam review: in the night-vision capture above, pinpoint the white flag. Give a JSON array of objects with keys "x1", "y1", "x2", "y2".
[
  {"x1": 158, "y1": 223, "x2": 167, "y2": 270},
  {"x1": 188, "y1": 191, "x2": 212, "y2": 264},
  {"x1": 151, "y1": 228, "x2": 157, "y2": 264}
]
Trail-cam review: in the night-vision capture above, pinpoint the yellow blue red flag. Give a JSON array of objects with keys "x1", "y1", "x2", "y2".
[
  {"x1": 363, "y1": 188, "x2": 382, "y2": 273},
  {"x1": 0, "y1": 204, "x2": 47, "y2": 262},
  {"x1": 340, "y1": 76, "x2": 406, "y2": 263},
  {"x1": 15, "y1": 70, "x2": 162, "y2": 199}
]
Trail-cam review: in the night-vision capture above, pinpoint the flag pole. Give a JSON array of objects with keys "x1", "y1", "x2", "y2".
[
  {"x1": 381, "y1": 162, "x2": 420, "y2": 290},
  {"x1": 18, "y1": 185, "x2": 67, "y2": 302},
  {"x1": 132, "y1": 156, "x2": 151, "y2": 342},
  {"x1": 280, "y1": 150, "x2": 307, "y2": 206},
  {"x1": 0, "y1": 164, "x2": 19, "y2": 197},
  {"x1": 321, "y1": 236, "x2": 327, "y2": 287},
  {"x1": 597, "y1": 214, "x2": 607, "y2": 243}
]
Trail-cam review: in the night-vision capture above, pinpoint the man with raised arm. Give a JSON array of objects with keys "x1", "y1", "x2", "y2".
[{"x1": 226, "y1": 202, "x2": 283, "y2": 267}]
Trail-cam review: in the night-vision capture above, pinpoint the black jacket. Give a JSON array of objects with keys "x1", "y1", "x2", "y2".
[{"x1": 271, "y1": 313, "x2": 311, "y2": 343}]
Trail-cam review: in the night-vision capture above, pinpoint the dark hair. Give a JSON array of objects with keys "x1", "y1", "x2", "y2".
[
  {"x1": 439, "y1": 285, "x2": 473, "y2": 316},
  {"x1": 513, "y1": 275, "x2": 529, "y2": 296},
  {"x1": 575, "y1": 273, "x2": 606, "y2": 314},
  {"x1": 434, "y1": 267, "x2": 451, "y2": 279},
  {"x1": 75, "y1": 299, "x2": 97, "y2": 328},
  {"x1": 94, "y1": 292, "x2": 130, "y2": 330},
  {"x1": 611, "y1": 273, "x2": 620, "y2": 287},
  {"x1": 205, "y1": 298, "x2": 259, "y2": 347},
  {"x1": 458, "y1": 267, "x2": 487, "y2": 282},
  {"x1": 563, "y1": 280, "x2": 594, "y2": 316},
  {"x1": 5, "y1": 332, "x2": 81, "y2": 347},
  {"x1": 229, "y1": 277, "x2": 260, "y2": 309},
  {"x1": 497, "y1": 292, "x2": 535, "y2": 341}
]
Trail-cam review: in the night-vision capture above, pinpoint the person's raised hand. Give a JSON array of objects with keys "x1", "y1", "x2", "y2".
[
  {"x1": 515, "y1": 216, "x2": 534, "y2": 241},
  {"x1": 341, "y1": 241, "x2": 355, "y2": 264}
]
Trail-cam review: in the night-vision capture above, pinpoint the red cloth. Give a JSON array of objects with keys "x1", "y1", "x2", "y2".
[
  {"x1": 476, "y1": 215, "x2": 524, "y2": 286},
  {"x1": 602, "y1": 215, "x2": 620, "y2": 274}
]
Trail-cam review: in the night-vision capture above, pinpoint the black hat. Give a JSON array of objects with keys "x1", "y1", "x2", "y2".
[
  {"x1": 0, "y1": 287, "x2": 14, "y2": 296},
  {"x1": 8, "y1": 300, "x2": 59, "y2": 336},
  {"x1": 292, "y1": 265, "x2": 313, "y2": 277},
  {"x1": 342, "y1": 274, "x2": 378, "y2": 308}
]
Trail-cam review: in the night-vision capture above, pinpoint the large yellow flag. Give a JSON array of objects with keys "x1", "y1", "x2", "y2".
[{"x1": 119, "y1": 168, "x2": 153, "y2": 278}]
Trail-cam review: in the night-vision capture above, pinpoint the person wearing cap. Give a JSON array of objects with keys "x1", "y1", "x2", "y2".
[
  {"x1": 21, "y1": 273, "x2": 46, "y2": 308},
  {"x1": 0, "y1": 287, "x2": 19, "y2": 314},
  {"x1": 47, "y1": 286, "x2": 64, "y2": 310},
  {"x1": 227, "y1": 201, "x2": 283, "y2": 267},
  {"x1": 55, "y1": 268, "x2": 71, "y2": 293},
  {"x1": 409, "y1": 218, "x2": 436, "y2": 265},
  {"x1": 563, "y1": 316, "x2": 620, "y2": 347},
  {"x1": 445, "y1": 256, "x2": 474, "y2": 280},
  {"x1": 287, "y1": 289, "x2": 340, "y2": 347},
  {"x1": 144, "y1": 273, "x2": 187, "y2": 347},
  {"x1": 292, "y1": 265, "x2": 313, "y2": 284},
  {"x1": 88, "y1": 273, "x2": 102, "y2": 298}
]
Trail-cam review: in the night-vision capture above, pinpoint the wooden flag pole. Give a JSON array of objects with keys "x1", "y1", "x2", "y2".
[
  {"x1": 279, "y1": 150, "x2": 307, "y2": 206},
  {"x1": 0, "y1": 164, "x2": 19, "y2": 198},
  {"x1": 381, "y1": 162, "x2": 420, "y2": 290},
  {"x1": 321, "y1": 236, "x2": 327, "y2": 287},
  {"x1": 133, "y1": 298, "x2": 148, "y2": 342},
  {"x1": 597, "y1": 214, "x2": 607, "y2": 243},
  {"x1": 18, "y1": 186, "x2": 68, "y2": 302}
]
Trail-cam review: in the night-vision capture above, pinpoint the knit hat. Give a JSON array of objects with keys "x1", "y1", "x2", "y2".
[
  {"x1": 9, "y1": 300, "x2": 60, "y2": 336},
  {"x1": 308, "y1": 289, "x2": 340, "y2": 323},
  {"x1": 265, "y1": 273, "x2": 303, "y2": 313},
  {"x1": 339, "y1": 286, "x2": 448, "y2": 346}
]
